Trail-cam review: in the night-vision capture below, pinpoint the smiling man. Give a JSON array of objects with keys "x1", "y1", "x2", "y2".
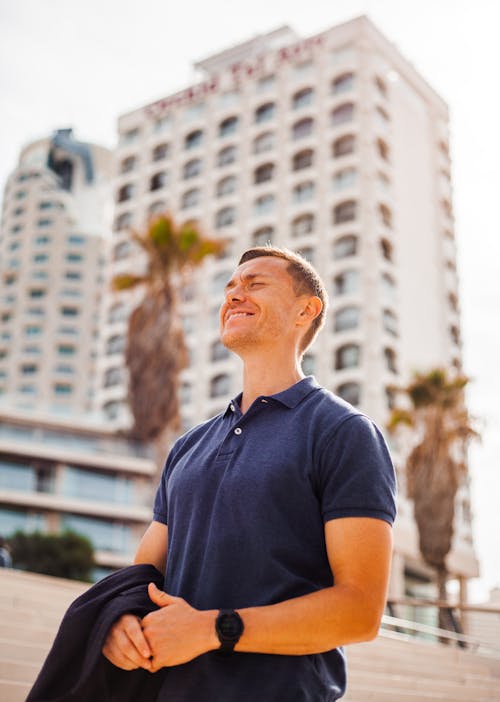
[{"x1": 103, "y1": 246, "x2": 397, "y2": 701}]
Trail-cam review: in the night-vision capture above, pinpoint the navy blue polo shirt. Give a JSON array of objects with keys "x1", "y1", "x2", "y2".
[{"x1": 153, "y1": 376, "x2": 396, "y2": 702}]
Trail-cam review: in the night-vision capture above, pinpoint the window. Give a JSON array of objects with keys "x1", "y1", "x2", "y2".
[
  {"x1": 291, "y1": 213, "x2": 315, "y2": 237},
  {"x1": 386, "y1": 387, "x2": 396, "y2": 410},
  {"x1": 113, "y1": 241, "x2": 131, "y2": 260},
  {"x1": 333, "y1": 200, "x2": 357, "y2": 224},
  {"x1": 332, "y1": 73, "x2": 355, "y2": 94},
  {"x1": 384, "y1": 347, "x2": 397, "y2": 373},
  {"x1": 121, "y1": 127, "x2": 140, "y2": 143},
  {"x1": 185, "y1": 130, "x2": 203, "y2": 150},
  {"x1": 210, "y1": 340, "x2": 230, "y2": 362},
  {"x1": 114, "y1": 211, "x2": 133, "y2": 231},
  {"x1": 148, "y1": 201, "x2": 166, "y2": 216},
  {"x1": 253, "y1": 132, "x2": 275, "y2": 154},
  {"x1": 215, "y1": 207, "x2": 236, "y2": 229},
  {"x1": 331, "y1": 103, "x2": 355, "y2": 126},
  {"x1": 292, "y1": 118, "x2": 314, "y2": 140},
  {"x1": 335, "y1": 344, "x2": 360, "y2": 370},
  {"x1": 181, "y1": 188, "x2": 200, "y2": 209},
  {"x1": 210, "y1": 373, "x2": 230, "y2": 398},
  {"x1": 253, "y1": 194, "x2": 275, "y2": 216},
  {"x1": 379, "y1": 203, "x2": 392, "y2": 228},
  {"x1": 336, "y1": 382, "x2": 360, "y2": 406},
  {"x1": 333, "y1": 235, "x2": 357, "y2": 259},
  {"x1": 217, "y1": 146, "x2": 237, "y2": 167},
  {"x1": 292, "y1": 181, "x2": 315, "y2": 203},
  {"x1": 255, "y1": 103, "x2": 275, "y2": 123},
  {"x1": 104, "y1": 367, "x2": 123, "y2": 387},
  {"x1": 33, "y1": 253, "x2": 48, "y2": 263},
  {"x1": 450, "y1": 325, "x2": 460, "y2": 345},
  {"x1": 154, "y1": 115, "x2": 171, "y2": 132},
  {"x1": 182, "y1": 158, "x2": 202, "y2": 180},
  {"x1": 292, "y1": 149, "x2": 313, "y2": 171},
  {"x1": 61, "y1": 306, "x2": 79, "y2": 317},
  {"x1": 252, "y1": 226, "x2": 274, "y2": 246},
  {"x1": 448, "y1": 292, "x2": 458, "y2": 312},
  {"x1": 25, "y1": 325, "x2": 42, "y2": 336},
  {"x1": 150, "y1": 171, "x2": 168, "y2": 191},
  {"x1": 184, "y1": 103, "x2": 205, "y2": 121},
  {"x1": 334, "y1": 306, "x2": 360, "y2": 332},
  {"x1": 219, "y1": 116, "x2": 239, "y2": 137},
  {"x1": 293, "y1": 61, "x2": 313, "y2": 79},
  {"x1": 66, "y1": 253, "x2": 83, "y2": 263},
  {"x1": 257, "y1": 75, "x2": 275, "y2": 92},
  {"x1": 292, "y1": 87, "x2": 314, "y2": 110},
  {"x1": 302, "y1": 353, "x2": 315, "y2": 375},
  {"x1": 381, "y1": 273, "x2": 396, "y2": 303},
  {"x1": 377, "y1": 171, "x2": 390, "y2": 191},
  {"x1": 108, "y1": 303, "x2": 127, "y2": 324},
  {"x1": 117, "y1": 184, "x2": 135, "y2": 203},
  {"x1": 374, "y1": 75, "x2": 387, "y2": 98},
  {"x1": 376, "y1": 138, "x2": 390, "y2": 161},
  {"x1": 120, "y1": 156, "x2": 137, "y2": 173},
  {"x1": 382, "y1": 309, "x2": 398, "y2": 336},
  {"x1": 380, "y1": 238, "x2": 393, "y2": 262},
  {"x1": 104, "y1": 401, "x2": 123, "y2": 420},
  {"x1": 334, "y1": 270, "x2": 359, "y2": 296},
  {"x1": 106, "y1": 335, "x2": 125, "y2": 355},
  {"x1": 67, "y1": 234, "x2": 85, "y2": 245},
  {"x1": 20, "y1": 364, "x2": 37, "y2": 375},
  {"x1": 37, "y1": 219, "x2": 52, "y2": 228},
  {"x1": 29, "y1": 288, "x2": 45, "y2": 298},
  {"x1": 375, "y1": 106, "x2": 390, "y2": 126},
  {"x1": 216, "y1": 175, "x2": 237, "y2": 197},
  {"x1": 55, "y1": 364, "x2": 74, "y2": 375},
  {"x1": 332, "y1": 135, "x2": 355, "y2": 158},
  {"x1": 152, "y1": 143, "x2": 169, "y2": 161},
  {"x1": 38, "y1": 201, "x2": 58, "y2": 210},
  {"x1": 296, "y1": 246, "x2": 314, "y2": 263},
  {"x1": 219, "y1": 90, "x2": 240, "y2": 107},
  {"x1": 333, "y1": 168, "x2": 357, "y2": 190},
  {"x1": 58, "y1": 344, "x2": 76, "y2": 356},
  {"x1": 254, "y1": 163, "x2": 274, "y2": 185}
]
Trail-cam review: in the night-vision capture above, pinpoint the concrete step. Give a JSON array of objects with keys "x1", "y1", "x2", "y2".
[
  {"x1": 0, "y1": 638, "x2": 47, "y2": 665},
  {"x1": 0, "y1": 603, "x2": 66, "y2": 629},
  {"x1": 2, "y1": 621, "x2": 56, "y2": 646},
  {"x1": 0, "y1": 659, "x2": 41, "y2": 684},
  {"x1": 0, "y1": 679, "x2": 31, "y2": 702},
  {"x1": 344, "y1": 682, "x2": 496, "y2": 702}
]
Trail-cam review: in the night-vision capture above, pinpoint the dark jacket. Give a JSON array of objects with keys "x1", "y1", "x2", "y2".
[{"x1": 26, "y1": 564, "x2": 167, "y2": 702}]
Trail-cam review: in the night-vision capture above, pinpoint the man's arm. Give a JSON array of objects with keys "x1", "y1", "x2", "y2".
[
  {"x1": 141, "y1": 517, "x2": 392, "y2": 670},
  {"x1": 102, "y1": 521, "x2": 168, "y2": 670}
]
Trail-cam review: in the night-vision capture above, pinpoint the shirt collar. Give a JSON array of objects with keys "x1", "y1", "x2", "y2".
[{"x1": 224, "y1": 376, "x2": 320, "y2": 416}]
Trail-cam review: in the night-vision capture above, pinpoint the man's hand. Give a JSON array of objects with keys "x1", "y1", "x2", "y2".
[
  {"x1": 102, "y1": 613, "x2": 153, "y2": 671},
  {"x1": 141, "y1": 583, "x2": 218, "y2": 672}
]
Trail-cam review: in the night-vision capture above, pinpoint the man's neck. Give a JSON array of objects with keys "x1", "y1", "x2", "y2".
[{"x1": 240, "y1": 353, "x2": 304, "y2": 414}]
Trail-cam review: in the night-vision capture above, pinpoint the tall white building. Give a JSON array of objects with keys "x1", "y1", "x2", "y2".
[
  {"x1": 0, "y1": 129, "x2": 112, "y2": 415},
  {"x1": 99, "y1": 17, "x2": 477, "y2": 597}
]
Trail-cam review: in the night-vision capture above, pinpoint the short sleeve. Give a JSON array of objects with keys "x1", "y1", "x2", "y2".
[
  {"x1": 153, "y1": 439, "x2": 184, "y2": 525},
  {"x1": 317, "y1": 414, "x2": 397, "y2": 525}
]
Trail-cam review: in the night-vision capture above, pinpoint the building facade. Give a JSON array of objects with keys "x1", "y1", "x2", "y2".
[
  {"x1": 0, "y1": 129, "x2": 112, "y2": 416},
  {"x1": 98, "y1": 17, "x2": 476, "y2": 594}
]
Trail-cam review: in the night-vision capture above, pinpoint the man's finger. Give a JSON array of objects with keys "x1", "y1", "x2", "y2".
[
  {"x1": 123, "y1": 613, "x2": 152, "y2": 659},
  {"x1": 148, "y1": 583, "x2": 180, "y2": 607}
]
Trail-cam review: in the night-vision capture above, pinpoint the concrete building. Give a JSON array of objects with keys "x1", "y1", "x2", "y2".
[
  {"x1": 0, "y1": 406, "x2": 155, "y2": 577},
  {"x1": 0, "y1": 129, "x2": 112, "y2": 416},
  {"x1": 98, "y1": 16, "x2": 477, "y2": 597}
]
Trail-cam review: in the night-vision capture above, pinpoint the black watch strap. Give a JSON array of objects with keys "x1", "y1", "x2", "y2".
[{"x1": 215, "y1": 609, "x2": 244, "y2": 653}]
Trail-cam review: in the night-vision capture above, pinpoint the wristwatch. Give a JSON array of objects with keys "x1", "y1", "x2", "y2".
[{"x1": 215, "y1": 609, "x2": 244, "y2": 653}]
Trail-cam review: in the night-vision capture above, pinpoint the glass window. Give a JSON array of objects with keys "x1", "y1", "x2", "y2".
[
  {"x1": 376, "y1": 138, "x2": 390, "y2": 161},
  {"x1": 183, "y1": 158, "x2": 202, "y2": 179},
  {"x1": 120, "y1": 155, "x2": 137, "y2": 173},
  {"x1": 332, "y1": 135, "x2": 355, "y2": 158},
  {"x1": 255, "y1": 102, "x2": 276, "y2": 123},
  {"x1": 67, "y1": 234, "x2": 85, "y2": 245},
  {"x1": 216, "y1": 176, "x2": 237, "y2": 197},
  {"x1": 0, "y1": 460, "x2": 35, "y2": 492},
  {"x1": 114, "y1": 211, "x2": 133, "y2": 231},
  {"x1": 150, "y1": 171, "x2": 168, "y2": 191},
  {"x1": 336, "y1": 382, "x2": 360, "y2": 406},
  {"x1": 333, "y1": 235, "x2": 357, "y2": 259},
  {"x1": 334, "y1": 270, "x2": 359, "y2": 295},
  {"x1": 215, "y1": 207, "x2": 236, "y2": 229},
  {"x1": 212, "y1": 271, "x2": 232, "y2": 296},
  {"x1": 334, "y1": 306, "x2": 360, "y2": 332},
  {"x1": 61, "y1": 466, "x2": 134, "y2": 505},
  {"x1": 379, "y1": 203, "x2": 392, "y2": 228},
  {"x1": 106, "y1": 335, "x2": 125, "y2": 355},
  {"x1": 253, "y1": 194, "x2": 275, "y2": 215},
  {"x1": 121, "y1": 127, "x2": 140, "y2": 143},
  {"x1": 29, "y1": 288, "x2": 45, "y2": 298},
  {"x1": 210, "y1": 340, "x2": 230, "y2": 362},
  {"x1": 291, "y1": 213, "x2": 314, "y2": 237},
  {"x1": 152, "y1": 143, "x2": 169, "y2": 161},
  {"x1": 254, "y1": 163, "x2": 274, "y2": 184},
  {"x1": 331, "y1": 103, "x2": 355, "y2": 126},
  {"x1": 66, "y1": 253, "x2": 83, "y2": 262},
  {"x1": 384, "y1": 347, "x2": 397, "y2": 373},
  {"x1": 184, "y1": 130, "x2": 203, "y2": 150},
  {"x1": 333, "y1": 200, "x2": 357, "y2": 224},
  {"x1": 292, "y1": 181, "x2": 315, "y2": 203},
  {"x1": 375, "y1": 106, "x2": 390, "y2": 126},
  {"x1": 210, "y1": 373, "x2": 231, "y2": 398},
  {"x1": 58, "y1": 344, "x2": 76, "y2": 356},
  {"x1": 292, "y1": 87, "x2": 314, "y2": 110},
  {"x1": 382, "y1": 309, "x2": 398, "y2": 337},
  {"x1": 292, "y1": 149, "x2": 314, "y2": 171},
  {"x1": 381, "y1": 273, "x2": 396, "y2": 303},
  {"x1": 54, "y1": 383, "x2": 72, "y2": 395},
  {"x1": 37, "y1": 218, "x2": 52, "y2": 228},
  {"x1": 302, "y1": 353, "x2": 315, "y2": 375},
  {"x1": 374, "y1": 75, "x2": 387, "y2": 98},
  {"x1": 253, "y1": 132, "x2": 275, "y2": 154},
  {"x1": 335, "y1": 343, "x2": 361, "y2": 370},
  {"x1": 61, "y1": 306, "x2": 79, "y2": 317},
  {"x1": 33, "y1": 253, "x2": 48, "y2": 263},
  {"x1": 333, "y1": 168, "x2": 357, "y2": 190},
  {"x1": 61, "y1": 513, "x2": 132, "y2": 553},
  {"x1": 108, "y1": 303, "x2": 127, "y2": 324},
  {"x1": 104, "y1": 367, "x2": 123, "y2": 387},
  {"x1": 154, "y1": 115, "x2": 171, "y2": 132},
  {"x1": 20, "y1": 363, "x2": 37, "y2": 375},
  {"x1": 181, "y1": 188, "x2": 200, "y2": 209},
  {"x1": 252, "y1": 226, "x2": 274, "y2": 246},
  {"x1": 257, "y1": 75, "x2": 275, "y2": 92},
  {"x1": 332, "y1": 73, "x2": 355, "y2": 94},
  {"x1": 113, "y1": 241, "x2": 132, "y2": 260},
  {"x1": 217, "y1": 146, "x2": 237, "y2": 167},
  {"x1": 296, "y1": 246, "x2": 314, "y2": 263},
  {"x1": 0, "y1": 507, "x2": 46, "y2": 535},
  {"x1": 184, "y1": 103, "x2": 205, "y2": 121},
  {"x1": 219, "y1": 116, "x2": 239, "y2": 137},
  {"x1": 380, "y1": 238, "x2": 393, "y2": 262},
  {"x1": 292, "y1": 118, "x2": 314, "y2": 140},
  {"x1": 148, "y1": 200, "x2": 166, "y2": 217},
  {"x1": 117, "y1": 183, "x2": 135, "y2": 203},
  {"x1": 25, "y1": 325, "x2": 42, "y2": 336},
  {"x1": 218, "y1": 90, "x2": 240, "y2": 107}
]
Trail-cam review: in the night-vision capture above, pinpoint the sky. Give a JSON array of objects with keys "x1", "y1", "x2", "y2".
[{"x1": 0, "y1": 0, "x2": 499, "y2": 600}]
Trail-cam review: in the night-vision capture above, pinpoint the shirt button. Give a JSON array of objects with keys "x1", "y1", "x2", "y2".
[
  {"x1": 230, "y1": 404, "x2": 235, "y2": 412},
  {"x1": 234, "y1": 427, "x2": 242, "y2": 435}
]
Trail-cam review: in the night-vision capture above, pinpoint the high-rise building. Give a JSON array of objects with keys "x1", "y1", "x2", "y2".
[
  {"x1": 0, "y1": 129, "x2": 112, "y2": 415},
  {"x1": 98, "y1": 17, "x2": 477, "y2": 597}
]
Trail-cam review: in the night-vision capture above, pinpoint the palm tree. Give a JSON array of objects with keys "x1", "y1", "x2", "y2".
[
  {"x1": 112, "y1": 213, "x2": 225, "y2": 449},
  {"x1": 388, "y1": 368, "x2": 478, "y2": 626}
]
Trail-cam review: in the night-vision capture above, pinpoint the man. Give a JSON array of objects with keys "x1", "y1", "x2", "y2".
[{"x1": 103, "y1": 246, "x2": 397, "y2": 701}]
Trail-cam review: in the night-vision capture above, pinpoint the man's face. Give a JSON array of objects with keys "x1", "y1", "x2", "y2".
[{"x1": 219, "y1": 256, "x2": 307, "y2": 354}]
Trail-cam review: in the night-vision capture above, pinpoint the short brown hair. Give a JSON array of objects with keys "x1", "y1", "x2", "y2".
[{"x1": 238, "y1": 246, "x2": 328, "y2": 353}]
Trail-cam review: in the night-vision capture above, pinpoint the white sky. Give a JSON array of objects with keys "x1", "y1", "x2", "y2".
[{"x1": 0, "y1": 0, "x2": 499, "y2": 600}]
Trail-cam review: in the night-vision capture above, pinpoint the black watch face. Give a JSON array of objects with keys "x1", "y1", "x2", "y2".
[{"x1": 218, "y1": 612, "x2": 243, "y2": 640}]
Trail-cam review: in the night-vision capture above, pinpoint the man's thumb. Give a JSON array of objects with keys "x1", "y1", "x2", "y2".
[{"x1": 148, "y1": 582, "x2": 178, "y2": 606}]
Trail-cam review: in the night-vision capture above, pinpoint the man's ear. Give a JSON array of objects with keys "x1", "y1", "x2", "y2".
[{"x1": 297, "y1": 296, "x2": 323, "y2": 327}]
